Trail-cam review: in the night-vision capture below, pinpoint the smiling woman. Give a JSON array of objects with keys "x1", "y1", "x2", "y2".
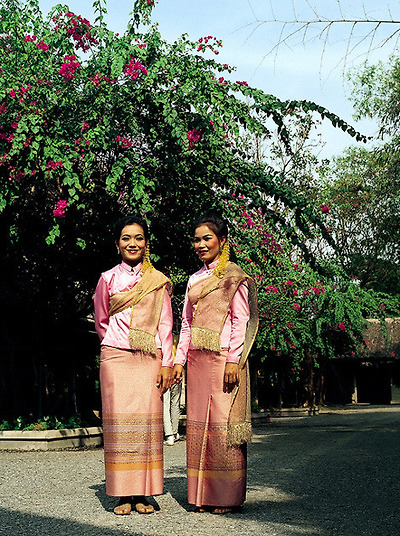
[
  {"x1": 173, "y1": 210, "x2": 259, "y2": 514},
  {"x1": 94, "y1": 215, "x2": 173, "y2": 515},
  {"x1": 117, "y1": 224, "x2": 147, "y2": 266},
  {"x1": 193, "y1": 224, "x2": 226, "y2": 265}
]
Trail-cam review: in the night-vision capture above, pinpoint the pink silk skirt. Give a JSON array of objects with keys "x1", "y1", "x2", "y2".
[
  {"x1": 186, "y1": 349, "x2": 247, "y2": 507},
  {"x1": 100, "y1": 346, "x2": 163, "y2": 497}
]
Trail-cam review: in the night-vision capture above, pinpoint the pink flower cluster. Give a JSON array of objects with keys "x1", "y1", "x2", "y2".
[
  {"x1": 90, "y1": 73, "x2": 116, "y2": 87},
  {"x1": 197, "y1": 36, "x2": 222, "y2": 55},
  {"x1": 292, "y1": 303, "x2": 301, "y2": 311},
  {"x1": 236, "y1": 81, "x2": 248, "y2": 86},
  {"x1": 124, "y1": 58, "x2": 147, "y2": 80},
  {"x1": 54, "y1": 12, "x2": 98, "y2": 52},
  {"x1": 265, "y1": 285, "x2": 278, "y2": 294},
  {"x1": 187, "y1": 128, "x2": 203, "y2": 148},
  {"x1": 320, "y1": 204, "x2": 330, "y2": 213},
  {"x1": 24, "y1": 34, "x2": 37, "y2": 42},
  {"x1": 116, "y1": 135, "x2": 132, "y2": 148},
  {"x1": 0, "y1": 128, "x2": 14, "y2": 143},
  {"x1": 36, "y1": 40, "x2": 49, "y2": 51},
  {"x1": 239, "y1": 209, "x2": 283, "y2": 254},
  {"x1": 337, "y1": 322, "x2": 346, "y2": 331},
  {"x1": 58, "y1": 55, "x2": 81, "y2": 80},
  {"x1": 46, "y1": 160, "x2": 63, "y2": 170},
  {"x1": 9, "y1": 166, "x2": 25, "y2": 181},
  {"x1": 53, "y1": 199, "x2": 68, "y2": 218},
  {"x1": 311, "y1": 283, "x2": 325, "y2": 295}
]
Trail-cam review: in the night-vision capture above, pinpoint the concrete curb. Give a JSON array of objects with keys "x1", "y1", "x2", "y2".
[{"x1": 0, "y1": 426, "x2": 103, "y2": 451}]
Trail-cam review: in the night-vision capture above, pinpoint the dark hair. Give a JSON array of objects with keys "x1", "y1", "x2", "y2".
[
  {"x1": 113, "y1": 215, "x2": 150, "y2": 242},
  {"x1": 193, "y1": 210, "x2": 229, "y2": 239}
]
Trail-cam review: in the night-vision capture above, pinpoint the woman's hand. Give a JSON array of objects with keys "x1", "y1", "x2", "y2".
[
  {"x1": 172, "y1": 364, "x2": 184, "y2": 384},
  {"x1": 156, "y1": 366, "x2": 173, "y2": 395},
  {"x1": 223, "y1": 362, "x2": 239, "y2": 392}
]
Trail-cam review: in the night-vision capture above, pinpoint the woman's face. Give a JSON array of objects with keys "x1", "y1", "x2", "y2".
[
  {"x1": 194, "y1": 224, "x2": 226, "y2": 266},
  {"x1": 116, "y1": 224, "x2": 147, "y2": 267}
]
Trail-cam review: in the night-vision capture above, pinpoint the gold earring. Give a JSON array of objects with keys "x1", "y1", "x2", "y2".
[
  {"x1": 116, "y1": 246, "x2": 120, "y2": 255},
  {"x1": 214, "y1": 239, "x2": 230, "y2": 276},
  {"x1": 142, "y1": 243, "x2": 153, "y2": 272}
]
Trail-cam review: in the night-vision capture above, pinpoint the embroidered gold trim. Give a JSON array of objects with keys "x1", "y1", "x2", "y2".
[
  {"x1": 191, "y1": 326, "x2": 221, "y2": 352},
  {"x1": 226, "y1": 421, "x2": 252, "y2": 447},
  {"x1": 129, "y1": 328, "x2": 157, "y2": 356}
]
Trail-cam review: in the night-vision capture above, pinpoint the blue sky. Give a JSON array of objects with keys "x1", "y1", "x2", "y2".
[{"x1": 37, "y1": 0, "x2": 400, "y2": 158}]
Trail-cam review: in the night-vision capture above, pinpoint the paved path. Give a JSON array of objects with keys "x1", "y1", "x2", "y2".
[{"x1": 0, "y1": 407, "x2": 399, "y2": 536}]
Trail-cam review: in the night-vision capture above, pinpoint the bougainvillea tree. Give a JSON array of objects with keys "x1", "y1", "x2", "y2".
[{"x1": 0, "y1": 0, "x2": 368, "y2": 418}]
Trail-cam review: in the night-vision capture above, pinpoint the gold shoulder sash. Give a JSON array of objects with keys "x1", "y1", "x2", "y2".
[
  {"x1": 188, "y1": 262, "x2": 249, "y2": 352},
  {"x1": 109, "y1": 269, "x2": 173, "y2": 355}
]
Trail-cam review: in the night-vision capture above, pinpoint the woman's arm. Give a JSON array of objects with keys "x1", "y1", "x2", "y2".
[
  {"x1": 224, "y1": 281, "x2": 250, "y2": 389},
  {"x1": 227, "y1": 281, "x2": 250, "y2": 364},
  {"x1": 158, "y1": 288, "x2": 174, "y2": 368},
  {"x1": 94, "y1": 275, "x2": 110, "y2": 341},
  {"x1": 174, "y1": 284, "x2": 194, "y2": 367},
  {"x1": 156, "y1": 288, "x2": 174, "y2": 394}
]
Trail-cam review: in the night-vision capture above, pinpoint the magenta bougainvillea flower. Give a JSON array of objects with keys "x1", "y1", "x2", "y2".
[
  {"x1": 53, "y1": 199, "x2": 68, "y2": 218},
  {"x1": 124, "y1": 58, "x2": 147, "y2": 80},
  {"x1": 46, "y1": 160, "x2": 63, "y2": 170},
  {"x1": 36, "y1": 40, "x2": 49, "y2": 51},
  {"x1": 187, "y1": 128, "x2": 202, "y2": 148},
  {"x1": 58, "y1": 55, "x2": 81, "y2": 80},
  {"x1": 116, "y1": 135, "x2": 132, "y2": 148}
]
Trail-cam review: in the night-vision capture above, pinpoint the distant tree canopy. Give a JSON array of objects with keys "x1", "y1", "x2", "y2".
[{"x1": 315, "y1": 56, "x2": 400, "y2": 294}]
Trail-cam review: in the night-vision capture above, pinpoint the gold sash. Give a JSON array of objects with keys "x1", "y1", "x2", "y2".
[
  {"x1": 188, "y1": 262, "x2": 259, "y2": 446},
  {"x1": 109, "y1": 269, "x2": 173, "y2": 356}
]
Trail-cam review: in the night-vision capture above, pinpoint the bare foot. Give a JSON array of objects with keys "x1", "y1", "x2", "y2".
[
  {"x1": 133, "y1": 496, "x2": 154, "y2": 514},
  {"x1": 113, "y1": 497, "x2": 132, "y2": 515},
  {"x1": 211, "y1": 506, "x2": 236, "y2": 514}
]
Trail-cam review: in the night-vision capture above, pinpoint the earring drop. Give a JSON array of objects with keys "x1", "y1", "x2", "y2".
[
  {"x1": 214, "y1": 240, "x2": 230, "y2": 276},
  {"x1": 142, "y1": 243, "x2": 154, "y2": 272}
]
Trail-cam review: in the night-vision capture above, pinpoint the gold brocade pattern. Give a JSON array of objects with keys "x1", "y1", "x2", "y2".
[
  {"x1": 129, "y1": 329, "x2": 158, "y2": 356},
  {"x1": 190, "y1": 326, "x2": 221, "y2": 352},
  {"x1": 103, "y1": 412, "x2": 163, "y2": 470},
  {"x1": 186, "y1": 419, "x2": 246, "y2": 474}
]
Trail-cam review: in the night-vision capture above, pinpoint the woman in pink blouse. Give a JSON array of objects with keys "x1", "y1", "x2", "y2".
[
  {"x1": 173, "y1": 211, "x2": 258, "y2": 514},
  {"x1": 94, "y1": 216, "x2": 173, "y2": 515}
]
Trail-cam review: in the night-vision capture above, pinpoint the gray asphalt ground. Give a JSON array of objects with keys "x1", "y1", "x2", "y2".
[{"x1": 0, "y1": 406, "x2": 399, "y2": 536}]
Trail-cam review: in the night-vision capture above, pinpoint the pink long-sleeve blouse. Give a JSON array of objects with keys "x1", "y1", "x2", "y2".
[
  {"x1": 174, "y1": 260, "x2": 250, "y2": 366},
  {"x1": 94, "y1": 261, "x2": 173, "y2": 367}
]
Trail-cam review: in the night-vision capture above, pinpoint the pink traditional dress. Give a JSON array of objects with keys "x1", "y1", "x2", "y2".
[
  {"x1": 94, "y1": 261, "x2": 173, "y2": 497},
  {"x1": 175, "y1": 260, "x2": 258, "y2": 508}
]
